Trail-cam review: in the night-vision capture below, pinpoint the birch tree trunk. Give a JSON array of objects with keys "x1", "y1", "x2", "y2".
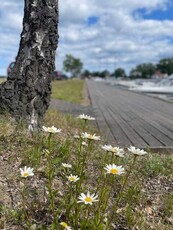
[{"x1": 0, "y1": 0, "x2": 59, "y2": 130}]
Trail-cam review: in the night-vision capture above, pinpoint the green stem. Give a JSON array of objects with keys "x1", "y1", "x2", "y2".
[
  {"x1": 106, "y1": 155, "x2": 137, "y2": 229},
  {"x1": 76, "y1": 139, "x2": 82, "y2": 174},
  {"x1": 110, "y1": 152, "x2": 114, "y2": 163},
  {"x1": 66, "y1": 184, "x2": 73, "y2": 219},
  {"x1": 79, "y1": 140, "x2": 92, "y2": 178},
  {"x1": 95, "y1": 175, "x2": 113, "y2": 227},
  {"x1": 84, "y1": 207, "x2": 91, "y2": 228},
  {"x1": 47, "y1": 133, "x2": 55, "y2": 213},
  {"x1": 82, "y1": 119, "x2": 88, "y2": 131},
  {"x1": 103, "y1": 151, "x2": 109, "y2": 165},
  {"x1": 22, "y1": 179, "x2": 31, "y2": 229},
  {"x1": 116, "y1": 155, "x2": 137, "y2": 205}
]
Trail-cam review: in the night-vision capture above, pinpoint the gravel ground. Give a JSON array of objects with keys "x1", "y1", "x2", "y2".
[{"x1": 49, "y1": 98, "x2": 94, "y2": 117}]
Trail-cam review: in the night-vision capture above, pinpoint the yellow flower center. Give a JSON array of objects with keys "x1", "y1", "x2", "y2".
[
  {"x1": 70, "y1": 177, "x2": 75, "y2": 181},
  {"x1": 85, "y1": 197, "x2": 92, "y2": 203},
  {"x1": 110, "y1": 168, "x2": 118, "y2": 174},
  {"x1": 113, "y1": 148, "x2": 118, "y2": 153},
  {"x1": 61, "y1": 222, "x2": 68, "y2": 227},
  {"x1": 23, "y1": 172, "x2": 29, "y2": 177}
]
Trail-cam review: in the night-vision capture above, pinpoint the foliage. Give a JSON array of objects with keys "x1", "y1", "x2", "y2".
[
  {"x1": 62, "y1": 56, "x2": 173, "y2": 79},
  {"x1": 51, "y1": 79, "x2": 84, "y2": 103},
  {"x1": 130, "y1": 63, "x2": 156, "y2": 78},
  {"x1": 139, "y1": 153, "x2": 173, "y2": 177},
  {"x1": 157, "y1": 58, "x2": 173, "y2": 75},
  {"x1": 90, "y1": 70, "x2": 110, "y2": 78},
  {"x1": 99, "y1": 70, "x2": 110, "y2": 78},
  {"x1": 63, "y1": 54, "x2": 83, "y2": 78},
  {"x1": 82, "y1": 69, "x2": 91, "y2": 78},
  {"x1": 113, "y1": 68, "x2": 126, "y2": 78}
]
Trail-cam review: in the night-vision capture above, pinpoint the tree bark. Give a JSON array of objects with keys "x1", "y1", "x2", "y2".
[{"x1": 0, "y1": 0, "x2": 59, "y2": 130}]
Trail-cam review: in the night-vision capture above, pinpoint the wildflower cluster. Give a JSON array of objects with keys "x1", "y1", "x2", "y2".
[{"x1": 16, "y1": 115, "x2": 148, "y2": 229}]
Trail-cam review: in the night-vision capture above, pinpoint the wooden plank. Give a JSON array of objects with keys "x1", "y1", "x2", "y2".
[
  {"x1": 90, "y1": 95, "x2": 115, "y2": 142},
  {"x1": 101, "y1": 87, "x2": 165, "y2": 147},
  {"x1": 107, "y1": 94, "x2": 173, "y2": 146},
  {"x1": 86, "y1": 80, "x2": 173, "y2": 148},
  {"x1": 109, "y1": 105, "x2": 163, "y2": 147},
  {"x1": 97, "y1": 94, "x2": 148, "y2": 147},
  {"x1": 103, "y1": 85, "x2": 173, "y2": 144},
  {"x1": 100, "y1": 104, "x2": 133, "y2": 146}
]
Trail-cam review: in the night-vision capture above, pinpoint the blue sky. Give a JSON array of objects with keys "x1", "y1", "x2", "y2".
[
  {"x1": 136, "y1": 3, "x2": 173, "y2": 20},
  {"x1": 87, "y1": 16, "x2": 99, "y2": 26},
  {"x1": 0, "y1": 0, "x2": 173, "y2": 76}
]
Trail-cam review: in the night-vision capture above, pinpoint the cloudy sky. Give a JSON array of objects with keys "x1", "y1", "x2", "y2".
[{"x1": 0, "y1": 0, "x2": 173, "y2": 76}]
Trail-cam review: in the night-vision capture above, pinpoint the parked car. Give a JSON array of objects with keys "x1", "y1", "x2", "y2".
[
  {"x1": 52, "y1": 71, "x2": 68, "y2": 80},
  {"x1": 7, "y1": 62, "x2": 15, "y2": 76}
]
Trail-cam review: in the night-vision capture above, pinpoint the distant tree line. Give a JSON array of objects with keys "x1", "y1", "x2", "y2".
[
  {"x1": 63, "y1": 55, "x2": 173, "y2": 79},
  {"x1": 129, "y1": 58, "x2": 173, "y2": 79}
]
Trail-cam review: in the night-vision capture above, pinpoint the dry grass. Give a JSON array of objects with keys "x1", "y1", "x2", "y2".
[{"x1": 0, "y1": 78, "x2": 6, "y2": 83}]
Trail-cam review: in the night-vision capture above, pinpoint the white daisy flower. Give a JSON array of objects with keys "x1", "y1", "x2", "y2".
[
  {"x1": 60, "y1": 222, "x2": 72, "y2": 230},
  {"x1": 42, "y1": 125, "x2": 62, "y2": 134},
  {"x1": 114, "y1": 149, "x2": 124, "y2": 157},
  {"x1": 62, "y1": 163, "x2": 72, "y2": 168},
  {"x1": 77, "y1": 114, "x2": 95, "y2": 121},
  {"x1": 128, "y1": 146, "x2": 147, "y2": 156},
  {"x1": 74, "y1": 134, "x2": 80, "y2": 139},
  {"x1": 81, "y1": 132, "x2": 100, "y2": 141},
  {"x1": 102, "y1": 145, "x2": 124, "y2": 157},
  {"x1": 102, "y1": 145, "x2": 113, "y2": 152},
  {"x1": 82, "y1": 141, "x2": 88, "y2": 146},
  {"x1": 77, "y1": 191, "x2": 98, "y2": 205},
  {"x1": 20, "y1": 166, "x2": 34, "y2": 178},
  {"x1": 67, "y1": 174, "x2": 79, "y2": 182},
  {"x1": 104, "y1": 164, "x2": 125, "y2": 175}
]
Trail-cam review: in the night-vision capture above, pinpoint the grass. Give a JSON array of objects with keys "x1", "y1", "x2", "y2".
[
  {"x1": 0, "y1": 110, "x2": 172, "y2": 229},
  {"x1": 0, "y1": 78, "x2": 6, "y2": 83},
  {"x1": 51, "y1": 79, "x2": 85, "y2": 103},
  {"x1": 139, "y1": 152, "x2": 173, "y2": 177}
]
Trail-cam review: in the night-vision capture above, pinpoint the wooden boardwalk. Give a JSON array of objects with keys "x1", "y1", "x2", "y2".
[{"x1": 87, "y1": 80, "x2": 173, "y2": 149}]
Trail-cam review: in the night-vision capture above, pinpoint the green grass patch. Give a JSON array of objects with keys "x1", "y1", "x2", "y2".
[
  {"x1": 51, "y1": 79, "x2": 84, "y2": 103},
  {"x1": 139, "y1": 153, "x2": 173, "y2": 177}
]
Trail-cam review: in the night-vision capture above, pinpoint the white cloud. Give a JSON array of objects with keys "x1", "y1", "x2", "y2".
[
  {"x1": 0, "y1": 0, "x2": 173, "y2": 76},
  {"x1": 0, "y1": 1, "x2": 23, "y2": 30}
]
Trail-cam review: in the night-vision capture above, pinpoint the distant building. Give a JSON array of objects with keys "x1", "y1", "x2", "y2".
[{"x1": 152, "y1": 70, "x2": 168, "y2": 79}]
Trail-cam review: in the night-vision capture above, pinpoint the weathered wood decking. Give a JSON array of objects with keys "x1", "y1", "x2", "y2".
[{"x1": 87, "y1": 80, "x2": 173, "y2": 149}]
